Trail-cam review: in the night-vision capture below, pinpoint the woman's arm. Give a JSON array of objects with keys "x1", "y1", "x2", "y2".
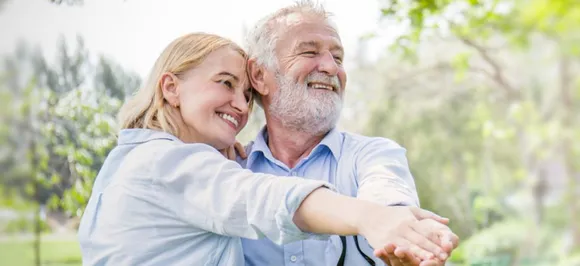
[
  {"x1": 293, "y1": 188, "x2": 454, "y2": 262},
  {"x1": 155, "y1": 142, "x2": 455, "y2": 262},
  {"x1": 155, "y1": 142, "x2": 334, "y2": 244}
]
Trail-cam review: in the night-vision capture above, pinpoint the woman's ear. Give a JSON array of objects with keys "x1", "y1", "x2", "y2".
[
  {"x1": 247, "y1": 59, "x2": 269, "y2": 97},
  {"x1": 160, "y1": 72, "x2": 180, "y2": 107}
]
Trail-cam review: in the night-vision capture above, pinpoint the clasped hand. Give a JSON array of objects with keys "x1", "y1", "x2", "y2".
[{"x1": 361, "y1": 206, "x2": 459, "y2": 266}]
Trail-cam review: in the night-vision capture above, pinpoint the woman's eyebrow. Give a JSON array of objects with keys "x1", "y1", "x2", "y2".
[{"x1": 217, "y1": 71, "x2": 239, "y2": 82}]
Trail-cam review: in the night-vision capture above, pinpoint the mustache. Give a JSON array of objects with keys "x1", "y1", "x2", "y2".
[{"x1": 305, "y1": 72, "x2": 341, "y2": 89}]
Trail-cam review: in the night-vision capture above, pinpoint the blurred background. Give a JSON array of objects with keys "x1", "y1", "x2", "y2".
[{"x1": 0, "y1": 0, "x2": 578, "y2": 265}]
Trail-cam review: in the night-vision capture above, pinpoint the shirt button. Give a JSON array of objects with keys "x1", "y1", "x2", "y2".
[
  {"x1": 290, "y1": 255, "x2": 297, "y2": 262},
  {"x1": 290, "y1": 172, "x2": 297, "y2": 176}
]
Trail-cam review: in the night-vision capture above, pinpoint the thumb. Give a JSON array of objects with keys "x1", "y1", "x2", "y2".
[{"x1": 411, "y1": 207, "x2": 449, "y2": 224}]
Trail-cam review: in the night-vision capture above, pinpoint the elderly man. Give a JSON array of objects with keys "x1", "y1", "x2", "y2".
[{"x1": 237, "y1": 1, "x2": 458, "y2": 265}]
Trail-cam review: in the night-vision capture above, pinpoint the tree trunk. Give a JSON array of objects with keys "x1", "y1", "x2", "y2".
[
  {"x1": 34, "y1": 204, "x2": 41, "y2": 266},
  {"x1": 31, "y1": 138, "x2": 42, "y2": 266}
]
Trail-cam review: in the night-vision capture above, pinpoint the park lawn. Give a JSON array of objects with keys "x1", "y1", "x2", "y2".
[{"x1": 0, "y1": 236, "x2": 81, "y2": 266}]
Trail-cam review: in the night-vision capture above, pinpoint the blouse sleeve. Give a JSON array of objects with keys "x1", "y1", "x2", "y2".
[{"x1": 153, "y1": 142, "x2": 334, "y2": 245}]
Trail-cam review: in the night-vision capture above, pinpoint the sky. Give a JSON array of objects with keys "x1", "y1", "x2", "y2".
[{"x1": 0, "y1": 0, "x2": 401, "y2": 78}]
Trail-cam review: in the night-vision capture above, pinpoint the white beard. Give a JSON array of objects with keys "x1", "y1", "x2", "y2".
[{"x1": 269, "y1": 72, "x2": 343, "y2": 135}]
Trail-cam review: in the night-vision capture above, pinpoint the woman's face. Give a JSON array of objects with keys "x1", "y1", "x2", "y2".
[{"x1": 162, "y1": 47, "x2": 251, "y2": 150}]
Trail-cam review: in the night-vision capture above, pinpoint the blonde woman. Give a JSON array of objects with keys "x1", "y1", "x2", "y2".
[{"x1": 77, "y1": 33, "x2": 453, "y2": 266}]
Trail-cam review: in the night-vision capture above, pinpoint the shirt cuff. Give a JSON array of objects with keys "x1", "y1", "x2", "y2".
[{"x1": 275, "y1": 180, "x2": 337, "y2": 244}]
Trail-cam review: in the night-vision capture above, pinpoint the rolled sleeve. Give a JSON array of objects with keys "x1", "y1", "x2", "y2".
[
  {"x1": 275, "y1": 183, "x2": 336, "y2": 242},
  {"x1": 153, "y1": 142, "x2": 334, "y2": 245},
  {"x1": 355, "y1": 138, "x2": 420, "y2": 207}
]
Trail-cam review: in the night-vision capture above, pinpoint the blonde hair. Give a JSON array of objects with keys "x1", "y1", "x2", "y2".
[{"x1": 118, "y1": 33, "x2": 250, "y2": 136}]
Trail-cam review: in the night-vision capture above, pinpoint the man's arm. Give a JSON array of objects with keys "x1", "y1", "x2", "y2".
[
  {"x1": 355, "y1": 137, "x2": 419, "y2": 207},
  {"x1": 354, "y1": 138, "x2": 458, "y2": 266}
]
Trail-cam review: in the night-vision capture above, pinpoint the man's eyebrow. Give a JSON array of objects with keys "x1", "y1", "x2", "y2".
[
  {"x1": 217, "y1": 71, "x2": 239, "y2": 82},
  {"x1": 330, "y1": 44, "x2": 344, "y2": 55},
  {"x1": 294, "y1": 41, "x2": 344, "y2": 55},
  {"x1": 294, "y1": 41, "x2": 319, "y2": 51}
]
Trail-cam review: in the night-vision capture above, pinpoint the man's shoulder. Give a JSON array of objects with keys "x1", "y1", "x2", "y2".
[{"x1": 339, "y1": 130, "x2": 404, "y2": 150}]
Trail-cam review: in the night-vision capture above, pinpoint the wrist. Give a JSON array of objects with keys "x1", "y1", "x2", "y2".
[{"x1": 354, "y1": 200, "x2": 378, "y2": 236}]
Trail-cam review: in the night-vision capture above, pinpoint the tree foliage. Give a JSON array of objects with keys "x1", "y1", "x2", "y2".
[
  {"x1": 358, "y1": 0, "x2": 580, "y2": 264},
  {"x1": 0, "y1": 36, "x2": 140, "y2": 217}
]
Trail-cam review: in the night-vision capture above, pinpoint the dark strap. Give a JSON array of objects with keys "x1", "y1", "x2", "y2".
[
  {"x1": 354, "y1": 236, "x2": 376, "y2": 265},
  {"x1": 337, "y1": 236, "x2": 347, "y2": 266},
  {"x1": 337, "y1": 236, "x2": 375, "y2": 266}
]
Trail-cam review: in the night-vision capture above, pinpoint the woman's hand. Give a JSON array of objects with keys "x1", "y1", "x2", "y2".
[
  {"x1": 372, "y1": 214, "x2": 459, "y2": 266},
  {"x1": 219, "y1": 141, "x2": 247, "y2": 160},
  {"x1": 359, "y1": 206, "x2": 458, "y2": 265}
]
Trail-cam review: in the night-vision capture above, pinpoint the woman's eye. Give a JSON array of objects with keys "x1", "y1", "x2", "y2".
[{"x1": 220, "y1": 80, "x2": 233, "y2": 88}]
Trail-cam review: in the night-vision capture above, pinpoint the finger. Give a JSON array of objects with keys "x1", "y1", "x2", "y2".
[
  {"x1": 412, "y1": 219, "x2": 457, "y2": 259},
  {"x1": 386, "y1": 244, "x2": 405, "y2": 266},
  {"x1": 375, "y1": 243, "x2": 397, "y2": 263},
  {"x1": 234, "y1": 141, "x2": 247, "y2": 159},
  {"x1": 410, "y1": 207, "x2": 449, "y2": 224},
  {"x1": 401, "y1": 224, "x2": 446, "y2": 260},
  {"x1": 393, "y1": 238, "x2": 434, "y2": 261},
  {"x1": 419, "y1": 259, "x2": 443, "y2": 266},
  {"x1": 228, "y1": 146, "x2": 236, "y2": 160},
  {"x1": 438, "y1": 231, "x2": 459, "y2": 252},
  {"x1": 413, "y1": 219, "x2": 450, "y2": 246},
  {"x1": 393, "y1": 246, "x2": 422, "y2": 266},
  {"x1": 218, "y1": 148, "x2": 227, "y2": 157},
  {"x1": 386, "y1": 254, "x2": 402, "y2": 266}
]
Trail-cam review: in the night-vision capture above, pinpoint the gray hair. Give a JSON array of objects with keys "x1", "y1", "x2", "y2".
[{"x1": 245, "y1": 0, "x2": 337, "y2": 106}]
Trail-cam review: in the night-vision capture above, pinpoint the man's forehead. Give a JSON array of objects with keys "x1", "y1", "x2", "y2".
[
  {"x1": 274, "y1": 12, "x2": 338, "y2": 36},
  {"x1": 274, "y1": 16, "x2": 342, "y2": 48}
]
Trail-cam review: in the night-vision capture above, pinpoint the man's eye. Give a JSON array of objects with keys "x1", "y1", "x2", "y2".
[{"x1": 302, "y1": 51, "x2": 317, "y2": 56}]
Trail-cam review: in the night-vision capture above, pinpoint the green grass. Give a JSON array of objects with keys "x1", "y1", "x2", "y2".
[{"x1": 0, "y1": 236, "x2": 81, "y2": 266}]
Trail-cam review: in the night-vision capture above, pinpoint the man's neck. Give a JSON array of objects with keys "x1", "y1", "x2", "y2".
[{"x1": 265, "y1": 119, "x2": 327, "y2": 169}]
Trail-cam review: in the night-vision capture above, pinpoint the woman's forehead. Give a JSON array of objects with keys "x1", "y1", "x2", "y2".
[{"x1": 202, "y1": 48, "x2": 246, "y2": 72}]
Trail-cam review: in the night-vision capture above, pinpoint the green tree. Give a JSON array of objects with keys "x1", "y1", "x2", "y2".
[
  {"x1": 1, "y1": 34, "x2": 140, "y2": 266},
  {"x1": 0, "y1": 35, "x2": 140, "y2": 217},
  {"x1": 357, "y1": 0, "x2": 580, "y2": 264}
]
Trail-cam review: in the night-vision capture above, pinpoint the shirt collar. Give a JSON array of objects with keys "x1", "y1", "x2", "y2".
[
  {"x1": 248, "y1": 126, "x2": 343, "y2": 163},
  {"x1": 117, "y1": 128, "x2": 181, "y2": 145}
]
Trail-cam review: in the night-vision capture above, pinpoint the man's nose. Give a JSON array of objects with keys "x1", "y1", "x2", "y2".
[{"x1": 317, "y1": 51, "x2": 339, "y2": 76}]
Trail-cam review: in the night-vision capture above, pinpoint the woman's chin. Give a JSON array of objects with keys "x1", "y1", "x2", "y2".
[{"x1": 213, "y1": 136, "x2": 236, "y2": 151}]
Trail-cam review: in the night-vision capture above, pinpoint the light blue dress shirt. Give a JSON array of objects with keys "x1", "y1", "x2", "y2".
[
  {"x1": 239, "y1": 127, "x2": 420, "y2": 266},
  {"x1": 77, "y1": 128, "x2": 332, "y2": 266}
]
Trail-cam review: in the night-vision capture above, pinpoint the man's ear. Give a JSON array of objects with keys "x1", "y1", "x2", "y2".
[
  {"x1": 160, "y1": 72, "x2": 180, "y2": 107},
  {"x1": 247, "y1": 58, "x2": 269, "y2": 96}
]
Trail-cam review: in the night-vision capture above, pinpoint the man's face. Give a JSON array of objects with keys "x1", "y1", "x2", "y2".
[{"x1": 264, "y1": 14, "x2": 347, "y2": 135}]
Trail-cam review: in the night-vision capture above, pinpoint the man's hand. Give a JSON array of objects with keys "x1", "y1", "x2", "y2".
[
  {"x1": 375, "y1": 218, "x2": 459, "y2": 266},
  {"x1": 359, "y1": 206, "x2": 457, "y2": 265},
  {"x1": 219, "y1": 141, "x2": 247, "y2": 160}
]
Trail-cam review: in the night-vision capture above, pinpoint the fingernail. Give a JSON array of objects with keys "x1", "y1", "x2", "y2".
[{"x1": 439, "y1": 253, "x2": 448, "y2": 260}]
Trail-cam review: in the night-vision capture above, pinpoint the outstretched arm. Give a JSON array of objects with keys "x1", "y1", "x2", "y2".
[{"x1": 157, "y1": 142, "x2": 453, "y2": 263}]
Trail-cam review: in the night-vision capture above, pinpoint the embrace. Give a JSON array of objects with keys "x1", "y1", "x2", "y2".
[{"x1": 77, "y1": 1, "x2": 459, "y2": 265}]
